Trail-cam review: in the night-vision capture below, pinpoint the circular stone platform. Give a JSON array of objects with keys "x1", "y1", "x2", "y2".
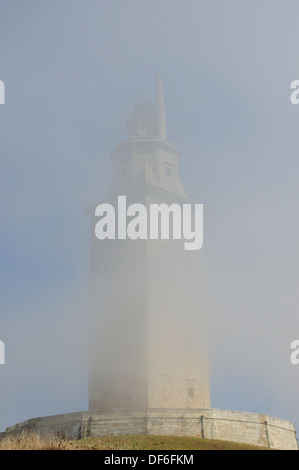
[{"x1": 4, "y1": 408, "x2": 298, "y2": 450}]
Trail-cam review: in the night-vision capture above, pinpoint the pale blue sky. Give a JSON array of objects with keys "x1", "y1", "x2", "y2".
[{"x1": 0, "y1": 0, "x2": 299, "y2": 433}]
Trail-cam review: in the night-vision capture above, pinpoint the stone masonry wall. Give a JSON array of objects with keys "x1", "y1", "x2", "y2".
[{"x1": 5, "y1": 408, "x2": 298, "y2": 450}]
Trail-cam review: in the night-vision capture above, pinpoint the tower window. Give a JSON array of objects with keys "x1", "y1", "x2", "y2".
[
  {"x1": 164, "y1": 375, "x2": 172, "y2": 400},
  {"x1": 165, "y1": 163, "x2": 173, "y2": 181},
  {"x1": 186, "y1": 380, "x2": 195, "y2": 401}
]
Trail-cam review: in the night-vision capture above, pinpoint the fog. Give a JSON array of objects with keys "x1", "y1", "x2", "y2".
[{"x1": 0, "y1": 0, "x2": 299, "y2": 434}]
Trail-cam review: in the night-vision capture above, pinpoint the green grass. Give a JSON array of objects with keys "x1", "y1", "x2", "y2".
[
  {"x1": 74, "y1": 434, "x2": 270, "y2": 450},
  {"x1": 0, "y1": 433, "x2": 271, "y2": 450}
]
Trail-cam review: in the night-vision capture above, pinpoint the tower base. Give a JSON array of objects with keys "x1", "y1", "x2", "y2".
[{"x1": 4, "y1": 408, "x2": 298, "y2": 450}]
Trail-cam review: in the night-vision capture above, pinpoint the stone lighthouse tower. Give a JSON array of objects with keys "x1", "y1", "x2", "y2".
[{"x1": 88, "y1": 76, "x2": 211, "y2": 411}]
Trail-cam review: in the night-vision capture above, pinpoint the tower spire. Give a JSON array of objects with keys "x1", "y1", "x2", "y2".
[{"x1": 155, "y1": 75, "x2": 167, "y2": 140}]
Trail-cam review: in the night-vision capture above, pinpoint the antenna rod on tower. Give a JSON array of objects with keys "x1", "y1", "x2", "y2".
[{"x1": 155, "y1": 75, "x2": 167, "y2": 140}]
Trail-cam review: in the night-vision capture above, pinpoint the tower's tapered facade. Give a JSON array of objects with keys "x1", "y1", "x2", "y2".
[{"x1": 89, "y1": 76, "x2": 210, "y2": 411}]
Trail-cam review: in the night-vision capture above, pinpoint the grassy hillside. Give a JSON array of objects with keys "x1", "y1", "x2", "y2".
[{"x1": 0, "y1": 433, "x2": 270, "y2": 450}]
